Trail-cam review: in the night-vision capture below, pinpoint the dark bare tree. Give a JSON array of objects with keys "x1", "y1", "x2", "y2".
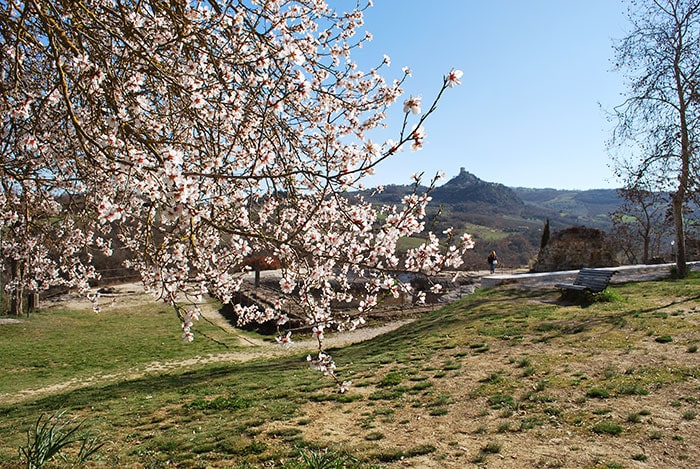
[
  {"x1": 611, "y1": 184, "x2": 672, "y2": 264},
  {"x1": 539, "y1": 218, "x2": 550, "y2": 252},
  {"x1": 611, "y1": 0, "x2": 700, "y2": 277}
]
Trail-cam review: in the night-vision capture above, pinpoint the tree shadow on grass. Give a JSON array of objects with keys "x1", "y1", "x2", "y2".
[
  {"x1": 533, "y1": 289, "x2": 700, "y2": 342},
  {"x1": 627, "y1": 293, "x2": 700, "y2": 315},
  {"x1": 2, "y1": 354, "x2": 311, "y2": 419}
]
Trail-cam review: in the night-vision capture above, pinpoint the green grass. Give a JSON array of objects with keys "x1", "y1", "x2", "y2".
[
  {"x1": 1, "y1": 274, "x2": 699, "y2": 467},
  {"x1": 396, "y1": 236, "x2": 427, "y2": 252},
  {"x1": 0, "y1": 301, "x2": 241, "y2": 395},
  {"x1": 460, "y1": 222, "x2": 511, "y2": 241},
  {"x1": 592, "y1": 421, "x2": 624, "y2": 435}
]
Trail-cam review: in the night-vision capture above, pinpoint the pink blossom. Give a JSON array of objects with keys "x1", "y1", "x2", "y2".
[
  {"x1": 447, "y1": 68, "x2": 463, "y2": 87},
  {"x1": 276, "y1": 331, "x2": 293, "y2": 346},
  {"x1": 349, "y1": 317, "x2": 366, "y2": 330},
  {"x1": 1, "y1": 0, "x2": 469, "y2": 392},
  {"x1": 279, "y1": 277, "x2": 296, "y2": 294},
  {"x1": 410, "y1": 125, "x2": 426, "y2": 151},
  {"x1": 182, "y1": 330, "x2": 194, "y2": 342},
  {"x1": 403, "y1": 95, "x2": 422, "y2": 115},
  {"x1": 461, "y1": 233, "x2": 476, "y2": 249},
  {"x1": 307, "y1": 352, "x2": 336, "y2": 376},
  {"x1": 190, "y1": 92, "x2": 206, "y2": 108}
]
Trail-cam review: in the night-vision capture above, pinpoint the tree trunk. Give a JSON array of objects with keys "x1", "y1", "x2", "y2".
[
  {"x1": 9, "y1": 259, "x2": 23, "y2": 316},
  {"x1": 672, "y1": 30, "x2": 691, "y2": 278},
  {"x1": 642, "y1": 231, "x2": 650, "y2": 265},
  {"x1": 671, "y1": 194, "x2": 687, "y2": 276},
  {"x1": 27, "y1": 292, "x2": 39, "y2": 317}
]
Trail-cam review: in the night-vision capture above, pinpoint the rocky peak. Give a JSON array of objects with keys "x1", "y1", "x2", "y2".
[
  {"x1": 431, "y1": 168, "x2": 523, "y2": 210},
  {"x1": 445, "y1": 167, "x2": 481, "y2": 187}
]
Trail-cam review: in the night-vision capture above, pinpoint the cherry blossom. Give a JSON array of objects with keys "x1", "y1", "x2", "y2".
[
  {"x1": 410, "y1": 125, "x2": 427, "y2": 151},
  {"x1": 339, "y1": 381, "x2": 352, "y2": 394},
  {"x1": 312, "y1": 325, "x2": 325, "y2": 342},
  {"x1": 447, "y1": 68, "x2": 464, "y2": 87},
  {"x1": 0, "y1": 0, "x2": 473, "y2": 393},
  {"x1": 276, "y1": 331, "x2": 293, "y2": 346},
  {"x1": 403, "y1": 95, "x2": 422, "y2": 115}
]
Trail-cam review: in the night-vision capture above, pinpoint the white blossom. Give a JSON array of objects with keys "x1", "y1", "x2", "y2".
[{"x1": 0, "y1": 0, "x2": 472, "y2": 393}]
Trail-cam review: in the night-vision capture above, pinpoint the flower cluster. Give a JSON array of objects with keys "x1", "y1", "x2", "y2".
[
  {"x1": 180, "y1": 308, "x2": 201, "y2": 343},
  {"x1": 307, "y1": 352, "x2": 336, "y2": 376}
]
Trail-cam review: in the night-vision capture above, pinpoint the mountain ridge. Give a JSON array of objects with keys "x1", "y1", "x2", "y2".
[
  {"x1": 359, "y1": 168, "x2": 622, "y2": 269},
  {"x1": 364, "y1": 168, "x2": 621, "y2": 227}
]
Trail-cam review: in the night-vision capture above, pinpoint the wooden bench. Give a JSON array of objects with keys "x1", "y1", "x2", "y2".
[{"x1": 555, "y1": 268, "x2": 617, "y2": 293}]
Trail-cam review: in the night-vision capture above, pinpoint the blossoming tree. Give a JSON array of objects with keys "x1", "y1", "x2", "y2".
[{"x1": 1, "y1": 0, "x2": 472, "y2": 390}]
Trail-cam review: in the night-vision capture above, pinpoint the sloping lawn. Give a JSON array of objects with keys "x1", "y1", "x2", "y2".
[{"x1": 0, "y1": 275, "x2": 698, "y2": 468}]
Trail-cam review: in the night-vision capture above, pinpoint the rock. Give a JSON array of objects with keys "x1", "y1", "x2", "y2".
[{"x1": 531, "y1": 226, "x2": 617, "y2": 272}]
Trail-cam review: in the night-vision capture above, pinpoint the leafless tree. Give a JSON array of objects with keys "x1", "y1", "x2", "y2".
[
  {"x1": 611, "y1": 184, "x2": 672, "y2": 264},
  {"x1": 611, "y1": 0, "x2": 700, "y2": 276}
]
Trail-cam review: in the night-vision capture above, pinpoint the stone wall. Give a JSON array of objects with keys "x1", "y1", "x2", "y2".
[{"x1": 531, "y1": 226, "x2": 617, "y2": 272}]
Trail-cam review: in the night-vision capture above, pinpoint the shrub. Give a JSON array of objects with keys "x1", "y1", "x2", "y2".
[
  {"x1": 670, "y1": 265, "x2": 690, "y2": 279},
  {"x1": 617, "y1": 383, "x2": 649, "y2": 396},
  {"x1": 487, "y1": 394, "x2": 516, "y2": 409},
  {"x1": 378, "y1": 372, "x2": 403, "y2": 387},
  {"x1": 596, "y1": 288, "x2": 623, "y2": 303},
  {"x1": 405, "y1": 444, "x2": 436, "y2": 457},
  {"x1": 296, "y1": 447, "x2": 361, "y2": 468}
]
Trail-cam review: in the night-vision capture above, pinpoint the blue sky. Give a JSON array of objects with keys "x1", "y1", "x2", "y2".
[{"x1": 353, "y1": 0, "x2": 630, "y2": 190}]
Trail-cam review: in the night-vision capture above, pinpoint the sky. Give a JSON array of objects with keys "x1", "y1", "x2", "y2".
[{"x1": 352, "y1": 0, "x2": 631, "y2": 190}]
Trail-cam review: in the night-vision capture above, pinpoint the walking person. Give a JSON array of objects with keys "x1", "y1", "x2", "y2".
[{"x1": 487, "y1": 250, "x2": 498, "y2": 274}]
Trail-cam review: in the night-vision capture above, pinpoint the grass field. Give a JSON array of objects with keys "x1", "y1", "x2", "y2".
[{"x1": 1, "y1": 275, "x2": 699, "y2": 468}]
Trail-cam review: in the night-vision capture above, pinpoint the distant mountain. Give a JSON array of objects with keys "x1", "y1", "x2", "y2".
[
  {"x1": 363, "y1": 169, "x2": 621, "y2": 231},
  {"x1": 512, "y1": 187, "x2": 622, "y2": 228},
  {"x1": 431, "y1": 168, "x2": 524, "y2": 211},
  {"x1": 356, "y1": 169, "x2": 623, "y2": 269}
]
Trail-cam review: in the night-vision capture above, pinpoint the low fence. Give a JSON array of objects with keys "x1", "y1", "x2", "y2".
[{"x1": 481, "y1": 262, "x2": 700, "y2": 289}]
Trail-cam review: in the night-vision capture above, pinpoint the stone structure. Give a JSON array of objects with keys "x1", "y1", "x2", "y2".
[{"x1": 531, "y1": 226, "x2": 617, "y2": 272}]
